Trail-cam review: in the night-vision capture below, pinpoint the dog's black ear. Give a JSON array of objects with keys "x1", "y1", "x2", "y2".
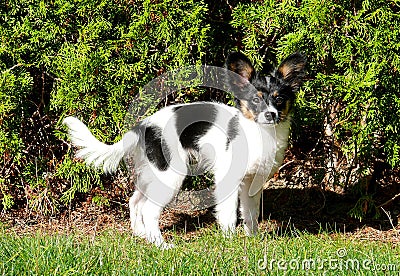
[
  {"x1": 225, "y1": 52, "x2": 255, "y2": 88},
  {"x1": 275, "y1": 53, "x2": 307, "y2": 91}
]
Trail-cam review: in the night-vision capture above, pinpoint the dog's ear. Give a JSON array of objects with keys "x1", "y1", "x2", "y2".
[
  {"x1": 225, "y1": 52, "x2": 255, "y2": 88},
  {"x1": 275, "y1": 53, "x2": 307, "y2": 91}
]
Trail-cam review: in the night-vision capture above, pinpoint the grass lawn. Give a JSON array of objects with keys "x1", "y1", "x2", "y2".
[{"x1": 1, "y1": 224, "x2": 399, "y2": 275}]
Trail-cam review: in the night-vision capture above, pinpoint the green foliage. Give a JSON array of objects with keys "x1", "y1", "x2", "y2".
[
  {"x1": 0, "y1": 0, "x2": 210, "y2": 213},
  {"x1": 55, "y1": 155, "x2": 102, "y2": 205},
  {"x1": 1, "y1": 0, "x2": 399, "y2": 220},
  {"x1": 91, "y1": 194, "x2": 110, "y2": 207}
]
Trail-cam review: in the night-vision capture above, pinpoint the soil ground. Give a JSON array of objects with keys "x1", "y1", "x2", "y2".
[{"x1": 2, "y1": 184, "x2": 399, "y2": 246}]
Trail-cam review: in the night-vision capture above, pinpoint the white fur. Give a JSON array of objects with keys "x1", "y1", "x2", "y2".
[
  {"x1": 64, "y1": 102, "x2": 291, "y2": 248},
  {"x1": 63, "y1": 117, "x2": 138, "y2": 174}
]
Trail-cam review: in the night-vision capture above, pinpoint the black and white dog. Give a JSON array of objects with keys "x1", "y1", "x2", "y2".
[{"x1": 63, "y1": 52, "x2": 306, "y2": 248}]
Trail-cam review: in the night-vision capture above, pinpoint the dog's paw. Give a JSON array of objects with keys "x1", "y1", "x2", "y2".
[
  {"x1": 132, "y1": 227, "x2": 146, "y2": 238},
  {"x1": 244, "y1": 223, "x2": 258, "y2": 237},
  {"x1": 159, "y1": 242, "x2": 175, "y2": 250},
  {"x1": 221, "y1": 227, "x2": 236, "y2": 239}
]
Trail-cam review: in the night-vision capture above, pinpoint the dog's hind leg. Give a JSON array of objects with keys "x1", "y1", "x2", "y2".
[
  {"x1": 141, "y1": 199, "x2": 170, "y2": 248},
  {"x1": 140, "y1": 168, "x2": 186, "y2": 249}
]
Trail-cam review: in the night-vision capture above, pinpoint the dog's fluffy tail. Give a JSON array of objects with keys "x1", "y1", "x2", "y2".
[{"x1": 63, "y1": 116, "x2": 139, "y2": 174}]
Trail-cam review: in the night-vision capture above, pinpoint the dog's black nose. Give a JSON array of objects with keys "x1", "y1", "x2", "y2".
[{"x1": 264, "y1": 112, "x2": 276, "y2": 122}]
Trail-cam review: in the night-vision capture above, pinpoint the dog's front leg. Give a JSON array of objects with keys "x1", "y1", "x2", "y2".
[
  {"x1": 214, "y1": 190, "x2": 239, "y2": 235},
  {"x1": 240, "y1": 176, "x2": 262, "y2": 236},
  {"x1": 213, "y1": 173, "x2": 240, "y2": 235}
]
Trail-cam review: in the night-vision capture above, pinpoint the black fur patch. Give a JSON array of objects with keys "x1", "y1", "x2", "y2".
[
  {"x1": 144, "y1": 125, "x2": 170, "y2": 171},
  {"x1": 226, "y1": 113, "x2": 239, "y2": 150},
  {"x1": 174, "y1": 103, "x2": 217, "y2": 150}
]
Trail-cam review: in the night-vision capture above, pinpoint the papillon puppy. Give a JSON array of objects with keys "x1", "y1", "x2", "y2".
[{"x1": 63, "y1": 52, "x2": 306, "y2": 248}]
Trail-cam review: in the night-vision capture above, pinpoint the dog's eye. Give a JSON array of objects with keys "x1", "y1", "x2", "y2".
[
  {"x1": 252, "y1": 97, "x2": 261, "y2": 104},
  {"x1": 275, "y1": 96, "x2": 284, "y2": 105}
]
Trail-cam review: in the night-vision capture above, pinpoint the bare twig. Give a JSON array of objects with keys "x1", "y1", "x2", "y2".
[
  {"x1": 4, "y1": 63, "x2": 23, "y2": 72},
  {"x1": 277, "y1": 160, "x2": 296, "y2": 172},
  {"x1": 91, "y1": 220, "x2": 99, "y2": 244},
  {"x1": 380, "y1": 207, "x2": 399, "y2": 233},
  {"x1": 377, "y1": 192, "x2": 400, "y2": 208}
]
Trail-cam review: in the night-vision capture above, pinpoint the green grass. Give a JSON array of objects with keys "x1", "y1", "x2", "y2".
[{"x1": 0, "y1": 226, "x2": 399, "y2": 275}]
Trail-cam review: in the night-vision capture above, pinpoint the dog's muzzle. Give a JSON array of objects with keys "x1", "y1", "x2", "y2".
[{"x1": 256, "y1": 110, "x2": 278, "y2": 125}]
